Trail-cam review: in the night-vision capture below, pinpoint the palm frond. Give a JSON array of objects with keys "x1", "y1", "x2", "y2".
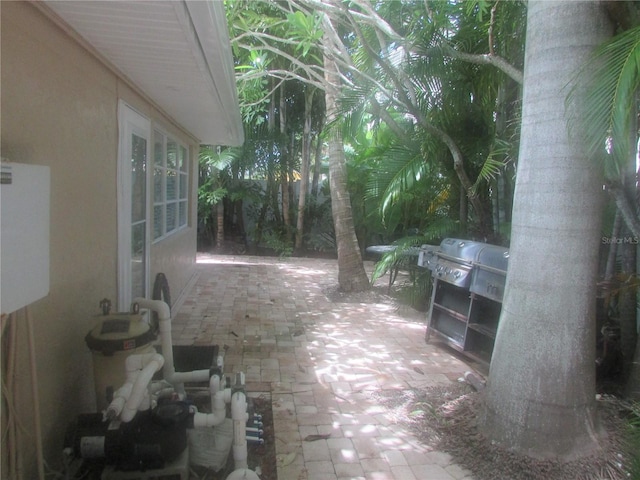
[
  {"x1": 370, "y1": 217, "x2": 460, "y2": 283},
  {"x1": 470, "y1": 143, "x2": 508, "y2": 196},
  {"x1": 567, "y1": 26, "x2": 640, "y2": 178},
  {"x1": 377, "y1": 149, "x2": 430, "y2": 217}
]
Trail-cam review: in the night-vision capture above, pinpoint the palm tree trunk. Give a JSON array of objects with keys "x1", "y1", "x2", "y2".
[
  {"x1": 481, "y1": 1, "x2": 611, "y2": 458},
  {"x1": 323, "y1": 31, "x2": 369, "y2": 292}
]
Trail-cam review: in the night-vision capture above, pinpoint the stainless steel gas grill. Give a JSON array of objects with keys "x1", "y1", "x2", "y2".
[{"x1": 418, "y1": 238, "x2": 509, "y2": 366}]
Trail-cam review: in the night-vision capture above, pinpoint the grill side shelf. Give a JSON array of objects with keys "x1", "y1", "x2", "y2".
[
  {"x1": 432, "y1": 303, "x2": 468, "y2": 322},
  {"x1": 427, "y1": 328, "x2": 465, "y2": 350},
  {"x1": 467, "y1": 322, "x2": 497, "y2": 339},
  {"x1": 426, "y1": 279, "x2": 502, "y2": 369}
]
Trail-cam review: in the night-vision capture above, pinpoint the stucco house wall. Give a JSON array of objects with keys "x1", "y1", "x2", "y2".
[{"x1": 1, "y1": 2, "x2": 215, "y2": 475}]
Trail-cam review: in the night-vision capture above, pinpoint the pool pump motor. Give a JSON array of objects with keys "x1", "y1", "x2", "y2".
[{"x1": 64, "y1": 401, "x2": 190, "y2": 471}]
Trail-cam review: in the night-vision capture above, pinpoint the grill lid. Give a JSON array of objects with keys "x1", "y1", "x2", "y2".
[
  {"x1": 438, "y1": 238, "x2": 488, "y2": 263},
  {"x1": 424, "y1": 238, "x2": 510, "y2": 292},
  {"x1": 475, "y1": 244, "x2": 509, "y2": 273}
]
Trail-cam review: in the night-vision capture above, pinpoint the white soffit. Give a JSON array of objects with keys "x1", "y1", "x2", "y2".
[{"x1": 43, "y1": 0, "x2": 244, "y2": 146}]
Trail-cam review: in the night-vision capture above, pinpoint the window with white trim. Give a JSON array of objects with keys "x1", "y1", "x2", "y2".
[{"x1": 153, "y1": 130, "x2": 189, "y2": 241}]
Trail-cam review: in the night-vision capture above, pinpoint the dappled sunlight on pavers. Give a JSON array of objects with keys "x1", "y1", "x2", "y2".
[{"x1": 175, "y1": 253, "x2": 475, "y2": 479}]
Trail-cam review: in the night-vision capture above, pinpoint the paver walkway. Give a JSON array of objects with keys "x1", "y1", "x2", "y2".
[{"x1": 173, "y1": 254, "x2": 475, "y2": 480}]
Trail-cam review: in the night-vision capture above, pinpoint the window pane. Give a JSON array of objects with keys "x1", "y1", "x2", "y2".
[
  {"x1": 179, "y1": 201, "x2": 187, "y2": 227},
  {"x1": 167, "y1": 170, "x2": 177, "y2": 200},
  {"x1": 131, "y1": 221, "x2": 145, "y2": 299},
  {"x1": 167, "y1": 140, "x2": 177, "y2": 169},
  {"x1": 153, "y1": 205, "x2": 164, "y2": 240},
  {"x1": 154, "y1": 131, "x2": 164, "y2": 166},
  {"x1": 131, "y1": 134, "x2": 146, "y2": 223},
  {"x1": 154, "y1": 167, "x2": 164, "y2": 202},
  {"x1": 166, "y1": 202, "x2": 177, "y2": 232},
  {"x1": 180, "y1": 146, "x2": 188, "y2": 172},
  {"x1": 179, "y1": 173, "x2": 187, "y2": 200}
]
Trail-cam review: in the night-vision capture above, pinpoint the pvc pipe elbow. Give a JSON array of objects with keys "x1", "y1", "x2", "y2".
[
  {"x1": 121, "y1": 356, "x2": 164, "y2": 422},
  {"x1": 192, "y1": 411, "x2": 225, "y2": 428},
  {"x1": 125, "y1": 353, "x2": 164, "y2": 373},
  {"x1": 133, "y1": 297, "x2": 171, "y2": 322}
]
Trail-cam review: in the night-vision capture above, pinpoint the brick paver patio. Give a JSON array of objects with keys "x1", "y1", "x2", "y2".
[{"x1": 173, "y1": 254, "x2": 475, "y2": 480}]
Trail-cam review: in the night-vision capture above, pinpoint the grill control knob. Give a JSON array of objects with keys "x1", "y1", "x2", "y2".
[{"x1": 453, "y1": 271, "x2": 461, "y2": 278}]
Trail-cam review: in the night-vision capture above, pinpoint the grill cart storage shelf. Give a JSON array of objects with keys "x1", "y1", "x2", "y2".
[{"x1": 419, "y1": 239, "x2": 509, "y2": 366}]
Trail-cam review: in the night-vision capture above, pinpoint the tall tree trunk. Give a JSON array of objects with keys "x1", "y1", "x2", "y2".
[
  {"x1": 618, "y1": 225, "x2": 637, "y2": 379},
  {"x1": 311, "y1": 121, "x2": 324, "y2": 198},
  {"x1": 280, "y1": 84, "x2": 290, "y2": 234},
  {"x1": 604, "y1": 210, "x2": 622, "y2": 282},
  {"x1": 296, "y1": 88, "x2": 314, "y2": 251},
  {"x1": 481, "y1": 1, "x2": 611, "y2": 459},
  {"x1": 626, "y1": 341, "x2": 640, "y2": 399},
  {"x1": 215, "y1": 200, "x2": 224, "y2": 250},
  {"x1": 323, "y1": 31, "x2": 369, "y2": 292},
  {"x1": 619, "y1": 103, "x2": 639, "y2": 381},
  {"x1": 459, "y1": 187, "x2": 467, "y2": 233}
]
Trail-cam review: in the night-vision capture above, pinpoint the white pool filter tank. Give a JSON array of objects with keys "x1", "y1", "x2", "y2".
[{"x1": 85, "y1": 302, "x2": 157, "y2": 411}]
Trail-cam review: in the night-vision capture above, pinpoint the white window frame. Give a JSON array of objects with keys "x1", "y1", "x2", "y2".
[
  {"x1": 152, "y1": 129, "x2": 189, "y2": 242},
  {"x1": 117, "y1": 101, "x2": 151, "y2": 311}
]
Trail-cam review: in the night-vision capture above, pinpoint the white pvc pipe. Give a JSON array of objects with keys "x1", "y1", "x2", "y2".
[
  {"x1": 210, "y1": 374, "x2": 222, "y2": 395},
  {"x1": 134, "y1": 297, "x2": 202, "y2": 395},
  {"x1": 105, "y1": 382, "x2": 133, "y2": 421},
  {"x1": 169, "y1": 369, "x2": 211, "y2": 385},
  {"x1": 192, "y1": 377, "x2": 230, "y2": 428},
  {"x1": 231, "y1": 391, "x2": 249, "y2": 470},
  {"x1": 226, "y1": 469, "x2": 260, "y2": 480},
  {"x1": 125, "y1": 352, "x2": 163, "y2": 374},
  {"x1": 134, "y1": 298, "x2": 174, "y2": 371},
  {"x1": 120, "y1": 353, "x2": 164, "y2": 422}
]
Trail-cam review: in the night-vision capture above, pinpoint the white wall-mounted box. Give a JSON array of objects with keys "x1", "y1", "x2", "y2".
[{"x1": 1, "y1": 162, "x2": 51, "y2": 314}]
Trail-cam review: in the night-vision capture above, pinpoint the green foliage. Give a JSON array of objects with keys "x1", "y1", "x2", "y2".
[
  {"x1": 306, "y1": 231, "x2": 336, "y2": 253},
  {"x1": 220, "y1": 0, "x2": 527, "y2": 257},
  {"x1": 567, "y1": 26, "x2": 640, "y2": 178},
  {"x1": 469, "y1": 139, "x2": 510, "y2": 196},
  {"x1": 286, "y1": 11, "x2": 323, "y2": 58},
  {"x1": 627, "y1": 401, "x2": 640, "y2": 478},
  {"x1": 263, "y1": 230, "x2": 294, "y2": 257},
  {"x1": 370, "y1": 217, "x2": 461, "y2": 284}
]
